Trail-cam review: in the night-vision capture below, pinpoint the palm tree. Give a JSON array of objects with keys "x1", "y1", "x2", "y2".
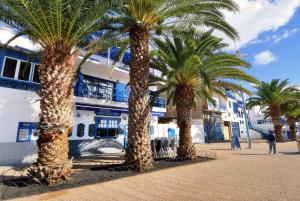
[
  {"x1": 247, "y1": 79, "x2": 300, "y2": 142},
  {"x1": 150, "y1": 30, "x2": 258, "y2": 159},
  {"x1": 104, "y1": 0, "x2": 240, "y2": 170},
  {"x1": 0, "y1": 0, "x2": 117, "y2": 184},
  {"x1": 281, "y1": 103, "x2": 300, "y2": 141}
]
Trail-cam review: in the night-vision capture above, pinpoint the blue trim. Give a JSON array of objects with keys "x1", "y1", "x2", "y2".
[
  {"x1": 0, "y1": 77, "x2": 40, "y2": 91},
  {"x1": 0, "y1": 49, "x2": 5, "y2": 74},
  {"x1": 76, "y1": 103, "x2": 165, "y2": 117},
  {"x1": 151, "y1": 112, "x2": 165, "y2": 117}
]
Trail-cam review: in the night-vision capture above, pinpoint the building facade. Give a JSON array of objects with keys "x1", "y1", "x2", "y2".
[
  {"x1": 204, "y1": 92, "x2": 251, "y2": 142},
  {"x1": 248, "y1": 105, "x2": 300, "y2": 139},
  {"x1": 0, "y1": 26, "x2": 180, "y2": 165}
]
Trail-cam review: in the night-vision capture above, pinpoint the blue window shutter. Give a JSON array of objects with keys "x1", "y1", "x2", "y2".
[
  {"x1": 168, "y1": 128, "x2": 175, "y2": 138},
  {"x1": 115, "y1": 83, "x2": 129, "y2": 102},
  {"x1": 233, "y1": 102, "x2": 239, "y2": 113}
]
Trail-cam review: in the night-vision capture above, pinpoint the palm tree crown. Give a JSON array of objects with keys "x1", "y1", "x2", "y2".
[
  {"x1": 105, "y1": 0, "x2": 239, "y2": 38},
  {"x1": 247, "y1": 79, "x2": 300, "y2": 142},
  {"x1": 150, "y1": 29, "x2": 258, "y2": 106},
  {"x1": 247, "y1": 79, "x2": 299, "y2": 109},
  {"x1": 0, "y1": 0, "x2": 117, "y2": 52}
]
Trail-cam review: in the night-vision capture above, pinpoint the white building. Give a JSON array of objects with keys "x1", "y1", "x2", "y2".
[
  {"x1": 0, "y1": 26, "x2": 207, "y2": 165},
  {"x1": 205, "y1": 93, "x2": 245, "y2": 141},
  {"x1": 248, "y1": 105, "x2": 300, "y2": 139}
]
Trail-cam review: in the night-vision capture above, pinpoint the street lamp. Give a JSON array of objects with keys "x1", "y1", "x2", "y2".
[
  {"x1": 236, "y1": 50, "x2": 251, "y2": 149},
  {"x1": 240, "y1": 84, "x2": 251, "y2": 149}
]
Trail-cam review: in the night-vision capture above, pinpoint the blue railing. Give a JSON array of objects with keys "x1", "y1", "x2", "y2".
[{"x1": 75, "y1": 74, "x2": 166, "y2": 108}]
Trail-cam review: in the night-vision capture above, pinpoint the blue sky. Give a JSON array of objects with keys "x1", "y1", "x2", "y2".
[
  {"x1": 241, "y1": 7, "x2": 300, "y2": 86},
  {"x1": 216, "y1": 0, "x2": 300, "y2": 91}
]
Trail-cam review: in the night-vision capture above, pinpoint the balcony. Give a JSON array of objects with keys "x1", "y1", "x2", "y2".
[
  {"x1": 74, "y1": 74, "x2": 166, "y2": 108},
  {"x1": 207, "y1": 103, "x2": 227, "y2": 112}
]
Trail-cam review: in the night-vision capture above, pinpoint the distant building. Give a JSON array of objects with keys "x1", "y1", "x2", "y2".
[
  {"x1": 203, "y1": 92, "x2": 252, "y2": 142},
  {"x1": 248, "y1": 106, "x2": 299, "y2": 139}
]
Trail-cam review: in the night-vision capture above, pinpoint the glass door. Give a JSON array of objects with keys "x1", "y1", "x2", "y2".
[{"x1": 95, "y1": 117, "x2": 121, "y2": 139}]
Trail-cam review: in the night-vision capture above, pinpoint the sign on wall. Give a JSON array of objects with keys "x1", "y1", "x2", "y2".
[{"x1": 17, "y1": 122, "x2": 38, "y2": 142}]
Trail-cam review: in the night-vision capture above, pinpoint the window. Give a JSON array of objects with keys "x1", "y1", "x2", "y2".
[
  {"x1": 228, "y1": 101, "x2": 232, "y2": 108},
  {"x1": 18, "y1": 61, "x2": 31, "y2": 81},
  {"x1": 95, "y1": 118, "x2": 120, "y2": 138},
  {"x1": 17, "y1": 122, "x2": 38, "y2": 142},
  {"x1": 32, "y1": 64, "x2": 40, "y2": 83},
  {"x1": 150, "y1": 125, "x2": 154, "y2": 136},
  {"x1": 2, "y1": 57, "x2": 17, "y2": 78},
  {"x1": 88, "y1": 124, "x2": 95, "y2": 137},
  {"x1": 77, "y1": 124, "x2": 85, "y2": 137},
  {"x1": 1, "y1": 57, "x2": 34, "y2": 82}
]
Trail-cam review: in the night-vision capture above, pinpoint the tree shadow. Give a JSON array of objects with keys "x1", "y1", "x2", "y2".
[
  {"x1": 210, "y1": 148, "x2": 233, "y2": 151},
  {"x1": 233, "y1": 153, "x2": 270, "y2": 156},
  {"x1": 0, "y1": 156, "x2": 216, "y2": 200},
  {"x1": 278, "y1": 152, "x2": 300, "y2": 155}
]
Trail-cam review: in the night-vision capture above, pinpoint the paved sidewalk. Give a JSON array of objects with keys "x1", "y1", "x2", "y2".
[{"x1": 11, "y1": 142, "x2": 300, "y2": 201}]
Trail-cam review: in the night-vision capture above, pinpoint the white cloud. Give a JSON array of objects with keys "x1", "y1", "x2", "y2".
[
  {"x1": 249, "y1": 28, "x2": 300, "y2": 45},
  {"x1": 254, "y1": 50, "x2": 277, "y2": 65},
  {"x1": 214, "y1": 0, "x2": 300, "y2": 49},
  {"x1": 272, "y1": 28, "x2": 300, "y2": 43}
]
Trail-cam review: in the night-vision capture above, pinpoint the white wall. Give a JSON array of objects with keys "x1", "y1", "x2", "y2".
[
  {"x1": 0, "y1": 87, "x2": 40, "y2": 143},
  {"x1": 192, "y1": 119, "x2": 205, "y2": 144}
]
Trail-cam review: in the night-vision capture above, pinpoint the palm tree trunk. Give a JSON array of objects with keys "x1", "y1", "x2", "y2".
[
  {"x1": 28, "y1": 42, "x2": 75, "y2": 185},
  {"x1": 125, "y1": 26, "x2": 153, "y2": 171},
  {"x1": 175, "y1": 85, "x2": 197, "y2": 160},
  {"x1": 270, "y1": 104, "x2": 283, "y2": 142},
  {"x1": 288, "y1": 115, "x2": 297, "y2": 141}
]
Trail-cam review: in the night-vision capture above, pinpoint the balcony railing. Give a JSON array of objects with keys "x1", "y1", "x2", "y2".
[
  {"x1": 207, "y1": 103, "x2": 227, "y2": 112},
  {"x1": 74, "y1": 74, "x2": 166, "y2": 108}
]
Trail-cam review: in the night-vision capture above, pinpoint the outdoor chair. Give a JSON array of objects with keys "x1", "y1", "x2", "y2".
[{"x1": 151, "y1": 140, "x2": 158, "y2": 159}]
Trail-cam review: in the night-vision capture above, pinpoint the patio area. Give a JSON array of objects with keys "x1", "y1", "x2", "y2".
[{"x1": 3, "y1": 141, "x2": 300, "y2": 201}]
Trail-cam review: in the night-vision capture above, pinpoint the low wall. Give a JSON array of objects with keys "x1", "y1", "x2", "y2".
[{"x1": 0, "y1": 142, "x2": 37, "y2": 165}]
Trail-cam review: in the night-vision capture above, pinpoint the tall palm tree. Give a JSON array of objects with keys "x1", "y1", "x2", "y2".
[
  {"x1": 0, "y1": 0, "x2": 117, "y2": 184},
  {"x1": 281, "y1": 103, "x2": 300, "y2": 141},
  {"x1": 104, "y1": 0, "x2": 240, "y2": 170},
  {"x1": 247, "y1": 79, "x2": 300, "y2": 142},
  {"x1": 150, "y1": 30, "x2": 258, "y2": 159}
]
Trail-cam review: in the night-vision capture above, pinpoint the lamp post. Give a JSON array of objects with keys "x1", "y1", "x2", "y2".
[
  {"x1": 236, "y1": 50, "x2": 251, "y2": 149},
  {"x1": 240, "y1": 84, "x2": 251, "y2": 149}
]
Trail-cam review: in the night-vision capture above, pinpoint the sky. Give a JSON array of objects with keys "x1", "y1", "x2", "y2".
[
  {"x1": 216, "y1": 0, "x2": 300, "y2": 90},
  {"x1": 1, "y1": 0, "x2": 300, "y2": 90}
]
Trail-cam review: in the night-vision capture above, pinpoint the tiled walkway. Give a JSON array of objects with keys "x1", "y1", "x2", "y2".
[{"x1": 11, "y1": 142, "x2": 300, "y2": 201}]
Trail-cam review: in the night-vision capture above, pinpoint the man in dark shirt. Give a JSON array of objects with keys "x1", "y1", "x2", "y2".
[{"x1": 267, "y1": 132, "x2": 276, "y2": 154}]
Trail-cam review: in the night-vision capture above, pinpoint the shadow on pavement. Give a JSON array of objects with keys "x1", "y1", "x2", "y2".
[
  {"x1": 233, "y1": 153, "x2": 269, "y2": 156},
  {"x1": 0, "y1": 153, "x2": 217, "y2": 200},
  {"x1": 279, "y1": 152, "x2": 300, "y2": 155},
  {"x1": 210, "y1": 148, "x2": 233, "y2": 151}
]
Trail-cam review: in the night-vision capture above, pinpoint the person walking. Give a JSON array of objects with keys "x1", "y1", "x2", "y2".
[
  {"x1": 231, "y1": 135, "x2": 241, "y2": 150},
  {"x1": 267, "y1": 132, "x2": 276, "y2": 154}
]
